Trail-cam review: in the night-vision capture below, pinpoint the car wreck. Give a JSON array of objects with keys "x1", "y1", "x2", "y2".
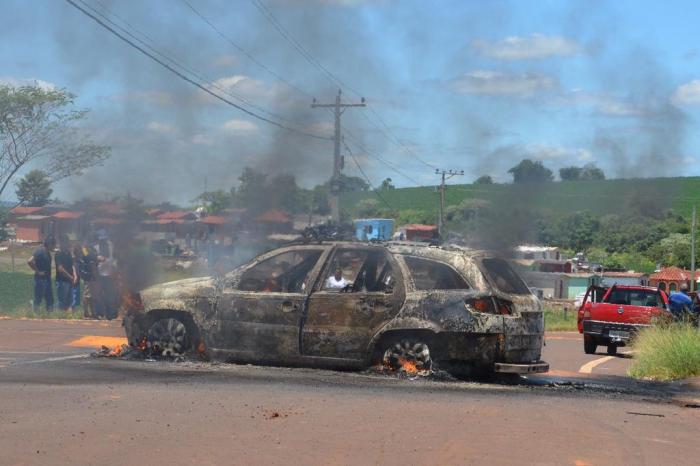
[{"x1": 123, "y1": 241, "x2": 548, "y2": 376}]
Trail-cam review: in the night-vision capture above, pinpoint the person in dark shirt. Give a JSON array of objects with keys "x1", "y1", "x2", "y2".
[
  {"x1": 55, "y1": 235, "x2": 76, "y2": 311},
  {"x1": 28, "y1": 237, "x2": 55, "y2": 312},
  {"x1": 77, "y1": 240, "x2": 99, "y2": 319}
]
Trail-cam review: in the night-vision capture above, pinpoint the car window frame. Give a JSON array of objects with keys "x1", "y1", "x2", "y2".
[
  {"x1": 232, "y1": 245, "x2": 330, "y2": 294},
  {"x1": 312, "y1": 244, "x2": 399, "y2": 294},
  {"x1": 399, "y1": 255, "x2": 472, "y2": 292}
]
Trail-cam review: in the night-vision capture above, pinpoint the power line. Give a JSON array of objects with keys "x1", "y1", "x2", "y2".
[
  {"x1": 249, "y1": 0, "x2": 445, "y2": 172},
  {"x1": 64, "y1": 0, "x2": 331, "y2": 141},
  {"x1": 342, "y1": 139, "x2": 396, "y2": 213},
  {"x1": 179, "y1": 0, "x2": 315, "y2": 101}
]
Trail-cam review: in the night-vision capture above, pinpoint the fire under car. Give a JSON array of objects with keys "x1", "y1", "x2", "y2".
[{"x1": 123, "y1": 242, "x2": 548, "y2": 376}]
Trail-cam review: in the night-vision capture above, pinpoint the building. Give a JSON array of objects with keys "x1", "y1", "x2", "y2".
[
  {"x1": 649, "y1": 267, "x2": 700, "y2": 292},
  {"x1": 354, "y1": 218, "x2": 394, "y2": 241},
  {"x1": 522, "y1": 271, "x2": 601, "y2": 299},
  {"x1": 394, "y1": 224, "x2": 439, "y2": 242},
  {"x1": 601, "y1": 271, "x2": 649, "y2": 287},
  {"x1": 514, "y1": 245, "x2": 561, "y2": 261},
  {"x1": 52, "y1": 210, "x2": 86, "y2": 240},
  {"x1": 255, "y1": 209, "x2": 293, "y2": 233},
  {"x1": 13, "y1": 214, "x2": 52, "y2": 242}
]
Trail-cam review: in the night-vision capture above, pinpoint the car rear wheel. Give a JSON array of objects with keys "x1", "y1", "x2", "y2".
[
  {"x1": 382, "y1": 339, "x2": 432, "y2": 374},
  {"x1": 146, "y1": 318, "x2": 188, "y2": 357},
  {"x1": 583, "y1": 335, "x2": 597, "y2": 354},
  {"x1": 606, "y1": 345, "x2": 618, "y2": 356}
]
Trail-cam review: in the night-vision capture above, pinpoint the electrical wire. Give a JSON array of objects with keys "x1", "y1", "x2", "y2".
[
  {"x1": 341, "y1": 139, "x2": 397, "y2": 213},
  {"x1": 65, "y1": 0, "x2": 332, "y2": 141}
]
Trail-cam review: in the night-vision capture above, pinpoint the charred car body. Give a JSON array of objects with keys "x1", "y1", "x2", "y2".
[{"x1": 123, "y1": 242, "x2": 548, "y2": 376}]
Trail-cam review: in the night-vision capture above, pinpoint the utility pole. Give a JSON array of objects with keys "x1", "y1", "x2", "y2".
[
  {"x1": 435, "y1": 169, "x2": 464, "y2": 237},
  {"x1": 311, "y1": 89, "x2": 365, "y2": 223},
  {"x1": 692, "y1": 205, "x2": 697, "y2": 291}
]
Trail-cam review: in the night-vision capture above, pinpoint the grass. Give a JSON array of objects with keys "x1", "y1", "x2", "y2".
[
  {"x1": 543, "y1": 308, "x2": 578, "y2": 332},
  {"x1": 628, "y1": 323, "x2": 700, "y2": 381},
  {"x1": 0, "y1": 271, "x2": 34, "y2": 315},
  {"x1": 341, "y1": 176, "x2": 700, "y2": 217}
]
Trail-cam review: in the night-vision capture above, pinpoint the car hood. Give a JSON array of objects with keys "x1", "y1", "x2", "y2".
[{"x1": 140, "y1": 276, "x2": 216, "y2": 303}]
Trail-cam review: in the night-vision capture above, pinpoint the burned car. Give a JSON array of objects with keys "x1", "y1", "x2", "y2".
[{"x1": 123, "y1": 242, "x2": 548, "y2": 376}]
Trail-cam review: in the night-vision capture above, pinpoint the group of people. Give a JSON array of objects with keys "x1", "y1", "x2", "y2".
[{"x1": 27, "y1": 231, "x2": 119, "y2": 319}]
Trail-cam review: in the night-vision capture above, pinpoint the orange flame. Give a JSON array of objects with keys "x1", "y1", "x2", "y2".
[
  {"x1": 108, "y1": 345, "x2": 123, "y2": 357},
  {"x1": 398, "y1": 357, "x2": 419, "y2": 374}
]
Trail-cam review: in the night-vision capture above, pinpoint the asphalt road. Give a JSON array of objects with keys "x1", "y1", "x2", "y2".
[{"x1": 1, "y1": 318, "x2": 698, "y2": 466}]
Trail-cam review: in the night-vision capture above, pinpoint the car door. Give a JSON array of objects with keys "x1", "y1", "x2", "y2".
[
  {"x1": 302, "y1": 245, "x2": 405, "y2": 360},
  {"x1": 216, "y1": 246, "x2": 328, "y2": 361}
]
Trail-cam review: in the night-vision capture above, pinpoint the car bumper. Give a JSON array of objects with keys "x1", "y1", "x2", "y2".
[
  {"x1": 494, "y1": 361, "x2": 549, "y2": 374},
  {"x1": 583, "y1": 320, "x2": 650, "y2": 343}
]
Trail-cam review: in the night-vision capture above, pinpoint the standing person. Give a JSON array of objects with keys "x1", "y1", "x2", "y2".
[
  {"x1": 668, "y1": 283, "x2": 693, "y2": 320},
  {"x1": 27, "y1": 237, "x2": 55, "y2": 313},
  {"x1": 70, "y1": 244, "x2": 82, "y2": 313},
  {"x1": 54, "y1": 235, "x2": 76, "y2": 312},
  {"x1": 96, "y1": 230, "x2": 117, "y2": 319},
  {"x1": 77, "y1": 240, "x2": 98, "y2": 319}
]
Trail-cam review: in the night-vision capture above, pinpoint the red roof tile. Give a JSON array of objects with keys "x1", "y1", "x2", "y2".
[
  {"x1": 157, "y1": 211, "x2": 196, "y2": 220},
  {"x1": 255, "y1": 209, "x2": 291, "y2": 224},
  {"x1": 10, "y1": 206, "x2": 43, "y2": 215},
  {"x1": 403, "y1": 224, "x2": 438, "y2": 232},
  {"x1": 52, "y1": 210, "x2": 84, "y2": 220},
  {"x1": 200, "y1": 215, "x2": 228, "y2": 225},
  {"x1": 649, "y1": 266, "x2": 700, "y2": 281}
]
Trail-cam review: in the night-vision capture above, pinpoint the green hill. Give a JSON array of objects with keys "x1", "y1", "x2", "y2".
[{"x1": 341, "y1": 177, "x2": 700, "y2": 218}]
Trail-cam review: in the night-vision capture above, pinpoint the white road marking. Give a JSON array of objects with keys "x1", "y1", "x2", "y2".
[
  {"x1": 10, "y1": 354, "x2": 88, "y2": 366},
  {"x1": 579, "y1": 356, "x2": 616, "y2": 374}
]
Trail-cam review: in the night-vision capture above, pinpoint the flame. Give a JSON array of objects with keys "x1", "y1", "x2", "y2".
[
  {"x1": 398, "y1": 357, "x2": 419, "y2": 374},
  {"x1": 108, "y1": 345, "x2": 123, "y2": 356}
]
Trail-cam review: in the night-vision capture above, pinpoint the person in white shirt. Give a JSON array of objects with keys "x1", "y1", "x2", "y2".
[{"x1": 325, "y1": 268, "x2": 349, "y2": 289}]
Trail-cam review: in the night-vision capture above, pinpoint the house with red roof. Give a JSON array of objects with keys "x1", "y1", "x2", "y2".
[
  {"x1": 255, "y1": 209, "x2": 293, "y2": 233},
  {"x1": 649, "y1": 266, "x2": 700, "y2": 293},
  {"x1": 52, "y1": 211, "x2": 86, "y2": 240}
]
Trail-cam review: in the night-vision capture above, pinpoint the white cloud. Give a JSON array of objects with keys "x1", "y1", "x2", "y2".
[
  {"x1": 451, "y1": 70, "x2": 555, "y2": 96},
  {"x1": 208, "y1": 75, "x2": 276, "y2": 99},
  {"x1": 0, "y1": 77, "x2": 57, "y2": 90},
  {"x1": 112, "y1": 90, "x2": 175, "y2": 106},
  {"x1": 671, "y1": 80, "x2": 700, "y2": 106},
  {"x1": 222, "y1": 119, "x2": 258, "y2": 132},
  {"x1": 147, "y1": 121, "x2": 174, "y2": 133},
  {"x1": 472, "y1": 34, "x2": 580, "y2": 60},
  {"x1": 213, "y1": 55, "x2": 236, "y2": 67},
  {"x1": 553, "y1": 90, "x2": 648, "y2": 117},
  {"x1": 523, "y1": 143, "x2": 592, "y2": 162},
  {"x1": 191, "y1": 134, "x2": 215, "y2": 146}
]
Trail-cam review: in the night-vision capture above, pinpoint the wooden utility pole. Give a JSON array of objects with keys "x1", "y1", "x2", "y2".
[
  {"x1": 435, "y1": 169, "x2": 464, "y2": 237},
  {"x1": 311, "y1": 89, "x2": 365, "y2": 223},
  {"x1": 692, "y1": 205, "x2": 696, "y2": 291}
]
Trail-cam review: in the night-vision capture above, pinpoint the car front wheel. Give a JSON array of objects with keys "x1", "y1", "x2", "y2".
[
  {"x1": 146, "y1": 318, "x2": 189, "y2": 357},
  {"x1": 381, "y1": 338, "x2": 432, "y2": 374}
]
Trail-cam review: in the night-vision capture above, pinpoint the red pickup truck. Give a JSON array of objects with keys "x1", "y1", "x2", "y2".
[{"x1": 577, "y1": 285, "x2": 672, "y2": 355}]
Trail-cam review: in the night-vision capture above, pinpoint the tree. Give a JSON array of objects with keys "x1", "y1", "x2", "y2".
[
  {"x1": 379, "y1": 178, "x2": 395, "y2": 190},
  {"x1": 0, "y1": 84, "x2": 110, "y2": 198},
  {"x1": 356, "y1": 198, "x2": 380, "y2": 217},
  {"x1": 580, "y1": 163, "x2": 605, "y2": 180},
  {"x1": 15, "y1": 169, "x2": 52, "y2": 206},
  {"x1": 0, "y1": 207, "x2": 8, "y2": 242},
  {"x1": 232, "y1": 167, "x2": 267, "y2": 209},
  {"x1": 336, "y1": 174, "x2": 369, "y2": 192},
  {"x1": 193, "y1": 190, "x2": 232, "y2": 214},
  {"x1": 559, "y1": 166, "x2": 582, "y2": 181},
  {"x1": 507, "y1": 159, "x2": 553, "y2": 183},
  {"x1": 474, "y1": 175, "x2": 493, "y2": 185}
]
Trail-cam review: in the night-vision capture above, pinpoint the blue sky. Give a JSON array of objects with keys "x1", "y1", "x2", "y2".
[{"x1": 3, "y1": 0, "x2": 700, "y2": 204}]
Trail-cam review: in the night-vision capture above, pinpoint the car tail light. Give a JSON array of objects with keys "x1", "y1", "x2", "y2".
[
  {"x1": 465, "y1": 298, "x2": 512, "y2": 315},
  {"x1": 583, "y1": 308, "x2": 591, "y2": 319}
]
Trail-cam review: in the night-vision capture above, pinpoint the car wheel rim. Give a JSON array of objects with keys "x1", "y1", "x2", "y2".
[
  {"x1": 383, "y1": 339, "x2": 432, "y2": 374},
  {"x1": 147, "y1": 318, "x2": 187, "y2": 357}
]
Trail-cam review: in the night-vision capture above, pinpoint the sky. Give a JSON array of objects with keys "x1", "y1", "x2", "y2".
[{"x1": 3, "y1": 0, "x2": 700, "y2": 205}]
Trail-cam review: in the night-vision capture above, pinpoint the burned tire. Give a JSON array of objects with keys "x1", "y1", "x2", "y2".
[
  {"x1": 146, "y1": 318, "x2": 189, "y2": 357},
  {"x1": 381, "y1": 338, "x2": 432, "y2": 374},
  {"x1": 583, "y1": 335, "x2": 597, "y2": 354},
  {"x1": 606, "y1": 344, "x2": 618, "y2": 356}
]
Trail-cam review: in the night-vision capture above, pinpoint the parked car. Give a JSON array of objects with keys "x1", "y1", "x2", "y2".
[
  {"x1": 577, "y1": 285, "x2": 672, "y2": 355},
  {"x1": 123, "y1": 241, "x2": 548, "y2": 376}
]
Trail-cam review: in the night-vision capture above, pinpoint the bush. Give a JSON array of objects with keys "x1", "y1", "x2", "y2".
[
  {"x1": 628, "y1": 323, "x2": 700, "y2": 381},
  {"x1": 544, "y1": 308, "x2": 578, "y2": 332}
]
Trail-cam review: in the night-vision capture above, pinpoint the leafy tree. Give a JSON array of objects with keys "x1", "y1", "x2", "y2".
[
  {"x1": 379, "y1": 177, "x2": 395, "y2": 190},
  {"x1": 559, "y1": 166, "x2": 582, "y2": 181},
  {"x1": 193, "y1": 190, "x2": 232, "y2": 214},
  {"x1": 580, "y1": 163, "x2": 605, "y2": 180},
  {"x1": 648, "y1": 233, "x2": 696, "y2": 268},
  {"x1": 0, "y1": 84, "x2": 110, "y2": 198},
  {"x1": 356, "y1": 198, "x2": 381, "y2": 218},
  {"x1": 232, "y1": 167, "x2": 267, "y2": 209},
  {"x1": 267, "y1": 174, "x2": 302, "y2": 213},
  {"x1": 474, "y1": 175, "x2": 493, "y2": 185},
  {"x1": 538, "y1": 211, "x2": 599, "y2": 251},
  {"x1": 508, "y1": 159, "x2": 553, "y2": 183},
  {"x1": 336, "y1": 174, "x2": 369, "y2": 192},
  {"x1": 15, "y1": 169, "x2": 52, "y2": 206},
  {"x1": 0, "y1": 207, "x2": 8, "y2": 242}
]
